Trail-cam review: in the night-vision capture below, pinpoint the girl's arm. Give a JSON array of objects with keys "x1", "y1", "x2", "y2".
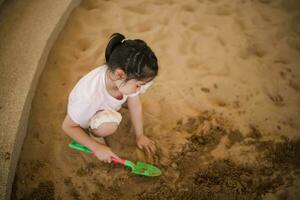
[
  {"x1": 127, "y1": 95, "x2": 156, "y2": 154},
  {"x1": 127, "y1": 95, "x2": 144, "y2": 138},
  {"x1": 62, "y1": 114, "x2": 119, "y2": 163}
]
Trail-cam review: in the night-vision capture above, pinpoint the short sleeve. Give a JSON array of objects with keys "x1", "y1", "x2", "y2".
[
  {"x1": 67, "y1": 99, "x2": 94, "y2": 129},
  {"x1": 127, "y1": 80, "x2": 154, "y2": 97}
]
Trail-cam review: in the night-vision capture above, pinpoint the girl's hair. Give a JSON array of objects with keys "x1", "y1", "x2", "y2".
[{"x1": 105, "y1": 33, "x2": 158, "y2": 82}]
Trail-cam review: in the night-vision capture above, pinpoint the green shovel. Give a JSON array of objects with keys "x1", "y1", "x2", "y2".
[{"x1": 68, "y1": 141, "x2": 161, "y2": 177}]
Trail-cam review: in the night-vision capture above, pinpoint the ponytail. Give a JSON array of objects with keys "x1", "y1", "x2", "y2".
[
  {"x1": 105, "y1": 33, "x2": 125, "y2": 62},
  {"x1": 104, "y1": 33, "x2": 159, "y2": 81}
]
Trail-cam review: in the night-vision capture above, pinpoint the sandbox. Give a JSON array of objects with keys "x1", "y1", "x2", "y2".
[{"x1": 2, "y1": 0, "x2": 300, "y2": 199}]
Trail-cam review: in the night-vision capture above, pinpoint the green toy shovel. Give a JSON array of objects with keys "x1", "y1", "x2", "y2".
[{"x1": 68, "y1": 141, "x2": 161, "y2": 177}]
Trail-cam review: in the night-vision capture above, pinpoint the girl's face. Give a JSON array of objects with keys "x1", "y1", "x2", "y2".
[
  {"x1": 117, "y1": 79, "x2": 148, "y2": 95},
  {"x1": 112, "y1": 68, "x2": 152, "y2": 95}
]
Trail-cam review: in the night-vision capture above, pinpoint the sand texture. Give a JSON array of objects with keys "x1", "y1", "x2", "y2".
[{"x1": 13, "y1": 0, "x2": 300, "y2": 199}]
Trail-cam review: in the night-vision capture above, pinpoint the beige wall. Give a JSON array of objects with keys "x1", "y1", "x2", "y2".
[{"x1": 0, "y1": 0, "x2": 81, "y2": 199}]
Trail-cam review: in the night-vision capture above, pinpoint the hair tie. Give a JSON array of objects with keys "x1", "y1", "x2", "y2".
[{"x1": 121, "y1": 38, "x2": 129, "y2": 43}]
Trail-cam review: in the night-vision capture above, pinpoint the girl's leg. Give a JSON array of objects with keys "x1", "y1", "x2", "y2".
[
  {"x1": 90, "y1": 122, "x2": 119, "y2": 137},
  {"x1": 88, "y1": 109, "x2": 122, "y2": 145}
]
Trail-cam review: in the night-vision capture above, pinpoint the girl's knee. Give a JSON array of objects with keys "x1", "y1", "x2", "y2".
[
  {"x1": 91, "y1": 122, "x2": 118, "y2": 137},
  {"x1": 89, "y1": 109, "x2": 122, "y2": 137}
]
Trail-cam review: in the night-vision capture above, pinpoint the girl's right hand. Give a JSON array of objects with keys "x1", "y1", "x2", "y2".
[{"x1": 93, "y1": 145, "x2": 120, "y2": 163}]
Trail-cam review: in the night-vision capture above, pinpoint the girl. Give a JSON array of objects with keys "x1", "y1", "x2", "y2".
[{"x1": 62, "y1": 33, "x2": 159, "y2": 163}]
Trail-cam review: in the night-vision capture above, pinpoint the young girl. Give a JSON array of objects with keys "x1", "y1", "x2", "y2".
[{"x1": 62, "y1": 33, "x2": 158, "y2": 163}]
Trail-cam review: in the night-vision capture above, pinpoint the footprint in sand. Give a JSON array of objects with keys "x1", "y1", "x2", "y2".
[
  {"x1": 273, "y1": 57, "x2": 290, "y2": 65},
  {"x1": 257, "y1": 10, "x2": 272, "y2": 23},
  {"x1": 72, "y1": 50, "x2": 81, "y2": 60},
  {"x1": 234, "y1": 17, "x2": 247, "y2": 31},
  {"x1": 217, "y1": 35, "x2": 226, "y2": 47},
  {"x1": 77, "y1": 37, "x2": 93, "y2": 52},
  {"x1": 267, "y1": 93, "x2": 284, "y2": 106},
  {"x1": 277, "y1": 67, "x2": 300, "y2": 92},
  {"x1": 181, "y1": 4, "x2": 196, "y2": 13},
  {"x1": 81, "y1": 0, "x2": 100, "y2": 10},
  {"x1": 288, "y1": 80, "x2": 300, "y2": 91},
  {"x1": 209, "y1": 98, "x2": 228, "y2": 107},
  {"x1": 239, "y1": 41, "x2": 267, "y2": 59}
]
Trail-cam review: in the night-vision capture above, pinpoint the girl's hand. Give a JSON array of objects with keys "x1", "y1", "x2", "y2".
[
  {"x1": 93, "y1": 145, "x2": 120, "y2": 163},
  {"x1": 136, "y1": 135, "x2": 156, "y2": 155}
]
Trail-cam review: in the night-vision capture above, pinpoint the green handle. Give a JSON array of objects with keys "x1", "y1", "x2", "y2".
[{"x1": 68, "y1": 141, "x2": 92, "y2": 154}]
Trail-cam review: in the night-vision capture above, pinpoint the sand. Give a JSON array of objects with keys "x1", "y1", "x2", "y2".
[{"x1": 12, "y1": 0, "x2": 300, "y2": 199}]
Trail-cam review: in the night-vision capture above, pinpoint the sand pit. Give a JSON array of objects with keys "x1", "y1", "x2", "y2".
[{"x1": 12, "y1": 0, "x2": 300, "y2": 199}]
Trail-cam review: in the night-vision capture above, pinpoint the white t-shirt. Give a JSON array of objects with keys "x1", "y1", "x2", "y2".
[{"x1": 67, "y1": 64, "x2": 153, "y2": 129}]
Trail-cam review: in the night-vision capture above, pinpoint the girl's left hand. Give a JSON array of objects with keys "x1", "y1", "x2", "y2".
[{"x1": 136, "y1": 135, "x2": 156, "y2": 155}]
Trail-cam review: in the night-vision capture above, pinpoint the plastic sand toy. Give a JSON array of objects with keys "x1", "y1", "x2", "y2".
[{"x1": 68, "y1": 141, "x2": 161, "y2": 177}]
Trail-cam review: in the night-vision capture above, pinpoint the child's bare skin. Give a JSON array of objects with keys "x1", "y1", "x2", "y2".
[{"x1": 62, "y1": 32, "x2": 158, "y2": 163}]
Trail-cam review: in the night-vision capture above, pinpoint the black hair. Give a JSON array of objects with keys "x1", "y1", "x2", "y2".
[{"x1": 105, "y1": 33, "x2": 158, "y2": 82}]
